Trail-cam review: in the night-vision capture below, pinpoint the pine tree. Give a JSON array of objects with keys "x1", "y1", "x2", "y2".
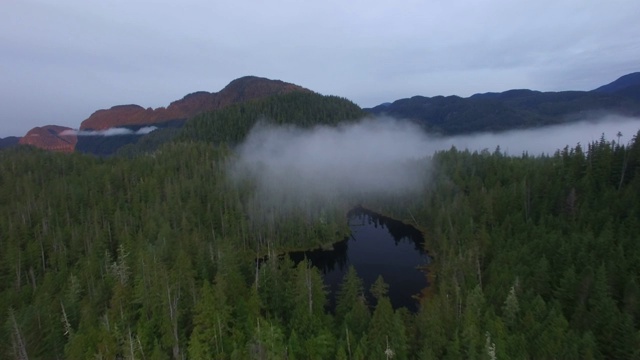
[
  {"x1": 370, "y1": 275, "x2": 390, "y2": 302},
  {"x1": 336, "y1": 266, "x2": 365, "y2": 324},
  {"x1": 366, "y1": 297, "x2": 407, "y2": 360}
]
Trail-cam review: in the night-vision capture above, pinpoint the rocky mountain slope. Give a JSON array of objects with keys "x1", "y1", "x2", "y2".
[
  {"x1": 18, "y1": 125, "x2": 77, "y2": 153},
  {"x1": 80, "y1": 76, "x2": 308, "y2": 130},
  {"x1": 19, "y1": 76, "x2": 309, "y2": 152},
  {"x1": 12, "y1": 72, "x2": 640, "y2": 153}
]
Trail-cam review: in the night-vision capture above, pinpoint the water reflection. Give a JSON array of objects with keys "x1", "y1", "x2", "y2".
[{"x1": 290, "y1": 207, "x2": 431, "y2": 311}]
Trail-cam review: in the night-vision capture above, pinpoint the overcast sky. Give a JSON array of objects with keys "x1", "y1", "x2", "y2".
[{"x1": 1, "y1": 0, "x2": 639, "y2": 137}]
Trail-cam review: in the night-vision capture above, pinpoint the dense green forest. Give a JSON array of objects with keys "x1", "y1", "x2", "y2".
[
  {"x1": 2, "y1": 91, "x2": 640, "y2": 358},
  {"x1": 179, "y1": 91, "x2": 366, "y2": 145}
]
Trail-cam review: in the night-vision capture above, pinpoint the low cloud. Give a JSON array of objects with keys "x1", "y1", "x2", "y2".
[
  {"x1": 438, "y1": 115, "x2": 640, "y2": 155},
  {"x1": 230, "y1": 115, "x2": 640, "y2": 218},
  {"x1": 61, "y1": 126, "x2": 157, "y2": 136},
  {"x1": 231, "y1": 118, "x2": 431, "y2": 200}
]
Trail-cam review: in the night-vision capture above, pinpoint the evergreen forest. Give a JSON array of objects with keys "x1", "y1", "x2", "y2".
[{"x1": 2, "y1": 92, "x2": 640, "y2": 359}]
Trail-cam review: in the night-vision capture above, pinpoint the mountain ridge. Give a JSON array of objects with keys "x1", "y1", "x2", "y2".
[
  {"x1": 593, "y1": 72, "x2": 640, "y2": 94},
  {"x1": 0, "y1": 136, "x2": 20, "y2": 149},
  {"x1": 80, "y1": 76, "x2": 309, "y2": 130},
  {"x1": 20, "y1": 76, "x2": 309, "y2": 152},
  {"x1": 18, "y1": 125, "x2": 77, "y2": 153},
  {"x1": 11, "y1": 72, "x2": 640, "y2": 153},
  {"x1": 366, "y1": 72, "x2": 640, "y2": 134}
]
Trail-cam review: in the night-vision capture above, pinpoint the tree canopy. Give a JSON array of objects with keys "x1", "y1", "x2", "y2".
[{"x1": 2, "y1": 95, "x2": 640, "y2": 358}]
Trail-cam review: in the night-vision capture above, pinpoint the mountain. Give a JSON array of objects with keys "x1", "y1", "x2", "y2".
[
  {"x1": 17, "y1": 72, "x2": 640, "y2": 154},
  {"x1": 0, "y1": 136, "x2": 20, "y2": 149},
  {"x1": 18, "y1": 125, "x2": 77, "y2": 153},
  {"x1": 116, "y1": 91, "x2": 365, "y2": 157},
  {"x1": 19, "y1": 76, "x2": 309, "y2": 154},
  {"x1": 593, "y1": 72, "x2": 640, "y2": 94},
  {"x1": 179, "y1": 91, "x2": 365, "y2": 145},
  {"x1": 80, "y1": 76, "x2": 309, "y2": 130},
  {"x1": 593, "y1": 72, "x2": 640, "y2": 101},
  {"x1": 367, "y1": 72, "x2": 640, "y2": 134},
  {"x1": 74, "y1": 120, "x2": 185, "y2": 157}
]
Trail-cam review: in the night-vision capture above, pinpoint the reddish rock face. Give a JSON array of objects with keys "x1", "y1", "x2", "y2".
[
  {"x1": 80, "y1": 76, "x2": 309, "y2": 130},
  {"x1": 79, "y1": 105, "x2": 159, "y2": 131},
  {"x1": 19, "y1": 125, "x2": 78, "y2": 153},
  {"x1": 18, "y1": 76, "x2": 310, "y2": 153}
]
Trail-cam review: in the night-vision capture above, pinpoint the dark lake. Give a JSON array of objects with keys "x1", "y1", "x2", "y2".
[{"x1": 290, "y1": 207, "x2": 431, "y2": 311}]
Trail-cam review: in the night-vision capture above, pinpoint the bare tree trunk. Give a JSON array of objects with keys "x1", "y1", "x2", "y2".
[
  {"x1": 39, "y1": 221, "x2": 46, "y2": 270},
  {"x1": 29, "y1": 267, "x2": 37, "y2": 291},
  {"x1": 407, "y1": 208, "x2": 419, "y2": 228},
  {"x1": 137, "y1": 335, "x2": 146, "y2": 360},
  {"x1": 306, "y1": 264, "x2": 313, "y2": 316},
  {"x1": 217, "y1": 316, "x2": 224, "y2": 355},
  {"x1": 619, "y1": 149, "x2": 628, "y2": 190},
  {"x1": 255, "y1": 246, "x2": 260, "y2": 292},
  {"x1": 9, "y1": 308, "x2": 29, "y2": 360},
  {"x1": 15, "y1": 252, "x2": 21, "y2": 290},
  {"x1": 346, "y1": 326, "x2": 352, "y2": 360},
  {"x1": 128, "y1": 327, "x2": 135, "y2": 360},
  {"x1": 167, "y1": 285, "x2": 181, "y2": 359},
  {"x1": 61, "y1": 301, "x2": 71, "y2": 337},
  {"x1": 476, "y1": 254, "x2": 483, "y2": 289}
]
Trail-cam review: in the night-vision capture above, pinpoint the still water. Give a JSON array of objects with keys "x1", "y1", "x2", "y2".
[{"x1": 290, "y1": 207, "x2": 431, "y2": 311}]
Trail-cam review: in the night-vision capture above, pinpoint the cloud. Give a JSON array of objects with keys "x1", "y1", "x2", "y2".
[
  {"x1": 230, "y1": 115, "x2": 640, "y2": 218},
  {"x1": 438, "y1": 115, "x2": 640, "y2": 156},
  {"x1": 231, "y1": 118, "x2": 430, "y2": 202},
  {"x1": 60, "y1": 126, "x2": 157, "y2": 136}
]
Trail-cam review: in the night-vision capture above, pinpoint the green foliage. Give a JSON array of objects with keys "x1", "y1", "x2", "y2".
[
  {"x1": 180, "y1": 91, "x2": 365, "y2": 145},
  {"x1": 1, "y1": 126, "x2": 640, "y2": 358},
  {"x1": 370, "y1": 275, "x2": 390, "y2": 302},
  {"x1": 336, "y1": 266, "x2": 365, "y2": 324}
]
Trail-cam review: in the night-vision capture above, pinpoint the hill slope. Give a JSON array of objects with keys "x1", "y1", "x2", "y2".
[
  {"x1": 80, "y1": 76, "x2": 309, "y2": 130},
  {"x1": 117, "y1": 91, "x2": 365, "y2": 157},
  {"x1": 18, "y1": 125, "x2": 77, "y2": 153},
  {"x1": 593, "y1": 72, "x2": 640, "y2": 94},
  {"x1": 19, "y1": 76, "x2": 310, "y2": 154},
  {"x1": 366, "y1": 72, "x2": 640, "y2": 134},
  {"x1": 0, "y1": 136, "x2": 20, "y2": 149},
  {"x1": 180, "y1": 91, "x2": 365, "y2": 145}
]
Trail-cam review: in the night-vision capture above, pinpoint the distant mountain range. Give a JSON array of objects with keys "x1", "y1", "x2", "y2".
[
  {"x1": 79, "y1": 76, "x2": 308, "y2": 131},
  {"x1": 3, "y1": 72, "x2": 640, "y2": 154},
  {"x1": 365, "y1": 72, "x2": 640, "y2": 134},
  {"x1": 8, "y1": 76, "x2": 308, "y2": 153},
  {"x1": 593, "y1": 72, "x2": 640, "y2": 98},
  {"x1": 18, "y1": 125, "x2": 77, "y2": 153},
  {"x1": 0, "y1": 136, "x2": 19, "y2": 149}
]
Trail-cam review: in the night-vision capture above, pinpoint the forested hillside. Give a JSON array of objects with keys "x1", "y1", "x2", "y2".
[
  {"x1": 116, "y1": 91, "x2": 365, "y2": 158},
  {"x1": 0, "y1": 136, "x2": 20, "y2": 149},
  {"x1": 366, "y1": 72, "x2": 640, "y2": 135},
  {"x1": 2, "y1": 90, "x2": 640, "y2": 358},
  {"x1": 179, "y1": 91, "x2": 366, "y2": 145}
]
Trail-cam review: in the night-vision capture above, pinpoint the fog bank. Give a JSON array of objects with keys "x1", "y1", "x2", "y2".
[
  {"x1": 439, "y1": 115, "x2": 640, "y2": 155},
  {"x1": 230, "y1": 115, "x2": 640, "y2": 215},
  {"x1": 231, "y1": 118, "x2": 431, "y2": 203},
  {"x1": 61, "y1": 126, "x2": 157, "y2": 136}
]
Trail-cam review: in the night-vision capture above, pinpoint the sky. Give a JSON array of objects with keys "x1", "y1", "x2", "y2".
[{"x1": 1, "y1": 0, "x2": 639, "y2": 137}]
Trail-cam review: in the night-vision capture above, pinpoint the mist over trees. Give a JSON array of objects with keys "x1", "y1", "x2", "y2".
[{"x1": 2, "y1": 91, "x2": 640, "y2": 358}]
